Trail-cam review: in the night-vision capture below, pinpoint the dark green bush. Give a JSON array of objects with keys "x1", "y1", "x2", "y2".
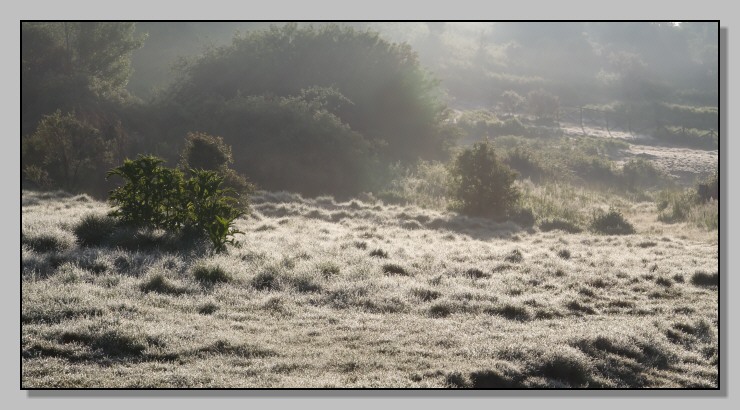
[
  {"x1": 449, "y1": 142, "x2": 520, "y2": 220},
  {"x1": 180, "y1": 131, "x2": 233, "y2": 171},
  {"x1": 165, "y1": 23, "x2": 451, "y2": 164},
  {"x1": 74, "y1": 214, "x2": 118, "y2": 247},
  {"x1": 200, "y1": 95, "x2": 377, "y2": 197},
  {"x1": 179, "y1": 132, "x2": 255, "y2": 209},
  {"x1": 22, "y1": 110, "x2": 113, "y2": 194},
  {"x1": 106, "y1": 155, "x2": 246, "y2": 253},
  {"x1": 183, "y1": 169, "x2": 245, "y2": 253},
  {"x1": 107, "y1": 155, "x2": 186, "y2": 230},
  {"x1": 590, "y1": 208, "x2": 635, "y2": 235}
]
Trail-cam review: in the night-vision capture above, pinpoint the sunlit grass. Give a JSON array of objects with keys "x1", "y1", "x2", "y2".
[{"x1": 21, "y1": 189, "x2": 718, "y2": 388}]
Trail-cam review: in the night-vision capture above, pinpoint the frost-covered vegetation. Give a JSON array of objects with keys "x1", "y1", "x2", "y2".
[
  {"x1": 21, "y1": 21, "x2": 718, "y2": 389},
  {"x1": 22, "y1": 190, "x2": 717, "y2": 388}
]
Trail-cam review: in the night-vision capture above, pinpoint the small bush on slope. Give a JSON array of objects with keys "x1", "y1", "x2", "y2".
[
  {"x1": 448, "y1": 141, "x2": 520, "y2": 221},
  {"x1": 590, "y1": 208, "x2": 635, "y2": 235}
]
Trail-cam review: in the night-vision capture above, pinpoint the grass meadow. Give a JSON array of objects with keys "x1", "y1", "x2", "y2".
[{"x1": 21, "y1": 188, "x2": 718, "y2": 388}]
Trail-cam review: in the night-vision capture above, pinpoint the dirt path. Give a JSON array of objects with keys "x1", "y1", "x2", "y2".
[{"x1": 561, "y1": 121, "x2": 718, "y2": 186}]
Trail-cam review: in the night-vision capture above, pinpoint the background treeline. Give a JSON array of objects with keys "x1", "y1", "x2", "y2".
[
  {"x1": 22, "y1": 21, "x2": 718, "y2": 201},
  {"x1": 22, "y1": 22, "x2": 456, "y2": 198}
]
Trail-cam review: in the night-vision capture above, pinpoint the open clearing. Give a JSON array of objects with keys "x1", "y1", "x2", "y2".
[
  {"x1": 561, "y1": 121, "x2": 718, "y2": 185},
  {"x1": 21, "y1": 190, "x2": 718, "y2": 388}
]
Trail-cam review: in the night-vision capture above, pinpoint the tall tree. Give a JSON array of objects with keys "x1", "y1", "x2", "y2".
[{"x1": 21, "y1": 22, "x2": 146, "y2": 134}]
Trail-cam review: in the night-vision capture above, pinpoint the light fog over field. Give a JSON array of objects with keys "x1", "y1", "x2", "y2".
[{"x1": 21, "y1": 21, "x2": 719, "y2": 389}]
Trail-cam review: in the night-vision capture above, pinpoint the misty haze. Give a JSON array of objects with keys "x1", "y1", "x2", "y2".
[{"x1": 21, "y1": 21, "x2": 718, "y2": 388}]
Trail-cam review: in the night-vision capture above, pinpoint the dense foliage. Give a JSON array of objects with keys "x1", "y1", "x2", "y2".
[
  {"x1": 179, "y1": 131, "x2": 254, "y2": 206},
  {"x1": 22, "y1": 111, "x2": 113, "y2": 194},
  {"x1": 448, "y1": 142, "x2": 521, "y2": 220},
  {"x1": 157, "y1": 24, "x2": 454, "y2": 179},
  {"x1": 589, "y1": 208, "x2": 636, "y2": 235},
  {"x1": 22, "y1": 22, "x2": 145, "y2": 135},
  {"x1": 21, "y1": 22, "x2": 717, "y2": 204},
  {"x1": 106, "y1": 155, "x2": 245, "y2": 253}
]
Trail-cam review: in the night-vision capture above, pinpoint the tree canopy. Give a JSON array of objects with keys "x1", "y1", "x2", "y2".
[{"x1": 163, "y1": 24, "x2": 453, "y2": 163}]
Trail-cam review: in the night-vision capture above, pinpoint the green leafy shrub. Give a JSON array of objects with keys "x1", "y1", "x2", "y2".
[
  {"x1": 107, "y1": 155, "x2": 186, "y2": 230},
  {"x1": 106, "y1": 155, "x2": 246, "y2": 253},
  {"x1": 590, "y1": 208, "x2": 635, "y2": 235},
  {"x1": 448, "y1": 142, "x2": 520, "y2": 220},
  {"x1": 183, "y1": 169, "x2": 245, "y2": 253}
]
